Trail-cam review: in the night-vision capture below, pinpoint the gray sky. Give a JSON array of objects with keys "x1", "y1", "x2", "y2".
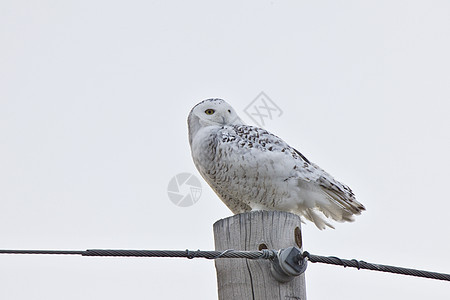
[{"x1": 1, "y1": 1, "x2": 449, "y2": 299}]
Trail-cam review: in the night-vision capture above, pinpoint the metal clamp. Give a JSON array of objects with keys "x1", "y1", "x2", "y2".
[{"x1": 270, "y1": 247, "x2": 307, "y2": 283}]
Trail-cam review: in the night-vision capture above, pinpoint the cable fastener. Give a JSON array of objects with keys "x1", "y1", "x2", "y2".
[{"x1": 270, "y1": 247, "x2": 307, "y2": 283}]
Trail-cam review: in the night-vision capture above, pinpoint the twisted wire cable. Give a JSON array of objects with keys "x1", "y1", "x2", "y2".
[
  {"x1": 0, "y1": 249, "x2": 276, "y2": 260},
  {"x1": 82, "y1": 249, "x2": 277, "y2": 260},
  {"x1": 1, "y1": 248, "x2": 449, "y2": 282},
  {"x1": 302, "y1": 251, "x2": 450, "y2": 281}
]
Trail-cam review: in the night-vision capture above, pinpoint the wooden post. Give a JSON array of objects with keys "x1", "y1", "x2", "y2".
[{"x1": 213, "y1": 211, "x2": 307, "y2": 300}]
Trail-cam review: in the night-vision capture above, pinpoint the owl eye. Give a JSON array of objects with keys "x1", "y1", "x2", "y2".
[{"x1": 205, "y1": 109, "x2": 215, "y2": 115}]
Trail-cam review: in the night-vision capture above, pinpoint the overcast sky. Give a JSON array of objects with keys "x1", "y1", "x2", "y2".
[{"x1": 1, "y1": 1, "x2": 449, "y2": 299}]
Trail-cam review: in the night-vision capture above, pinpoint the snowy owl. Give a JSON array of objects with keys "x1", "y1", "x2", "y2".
[{"x1": 188, "y1": 98, "x2": 365, "y2": 229}]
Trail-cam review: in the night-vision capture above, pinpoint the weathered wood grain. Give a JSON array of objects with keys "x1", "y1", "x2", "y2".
[{"x1": 214, "y1": 211, "x2": 306, "y2": 300}]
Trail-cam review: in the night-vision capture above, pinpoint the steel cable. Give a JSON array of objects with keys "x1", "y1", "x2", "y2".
[{"x1": 1, "y1": 248, "x2": 449, "y2": 282}]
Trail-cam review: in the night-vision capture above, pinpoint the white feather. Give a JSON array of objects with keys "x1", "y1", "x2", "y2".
[{"x1": 188, "y1": 99, "x2": 365, "y2": 229}]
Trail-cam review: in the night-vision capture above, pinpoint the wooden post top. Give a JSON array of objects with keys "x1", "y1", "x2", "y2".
[{"x1": 213, "y1": 211, "x2": 307, "y2": 300}]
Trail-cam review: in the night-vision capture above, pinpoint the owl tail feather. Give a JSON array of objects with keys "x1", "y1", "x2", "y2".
[
  {"x1": 295, "y1": 198, "x2": 359, "y2": 230},
  {"x1": 301, "y1": 208, "x2": 335, "y2": 230}
]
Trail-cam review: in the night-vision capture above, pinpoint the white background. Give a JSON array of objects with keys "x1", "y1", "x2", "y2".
[{"x1": 1, "y1": 1, "x2": 449, "y2": 299}]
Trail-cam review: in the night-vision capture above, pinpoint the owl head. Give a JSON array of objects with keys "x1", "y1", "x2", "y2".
[{"x1": 188, "y1": 99, "x2": 244, "y2": 144}]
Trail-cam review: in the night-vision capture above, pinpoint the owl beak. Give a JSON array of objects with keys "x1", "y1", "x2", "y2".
[{"x1": 221, "y1": 116, "x2": 226, "y2": 124}]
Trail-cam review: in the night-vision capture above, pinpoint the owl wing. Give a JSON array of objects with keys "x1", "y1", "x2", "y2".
[{"x1": 217, "y1": 125, "x2": 365, "y2": 228}]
